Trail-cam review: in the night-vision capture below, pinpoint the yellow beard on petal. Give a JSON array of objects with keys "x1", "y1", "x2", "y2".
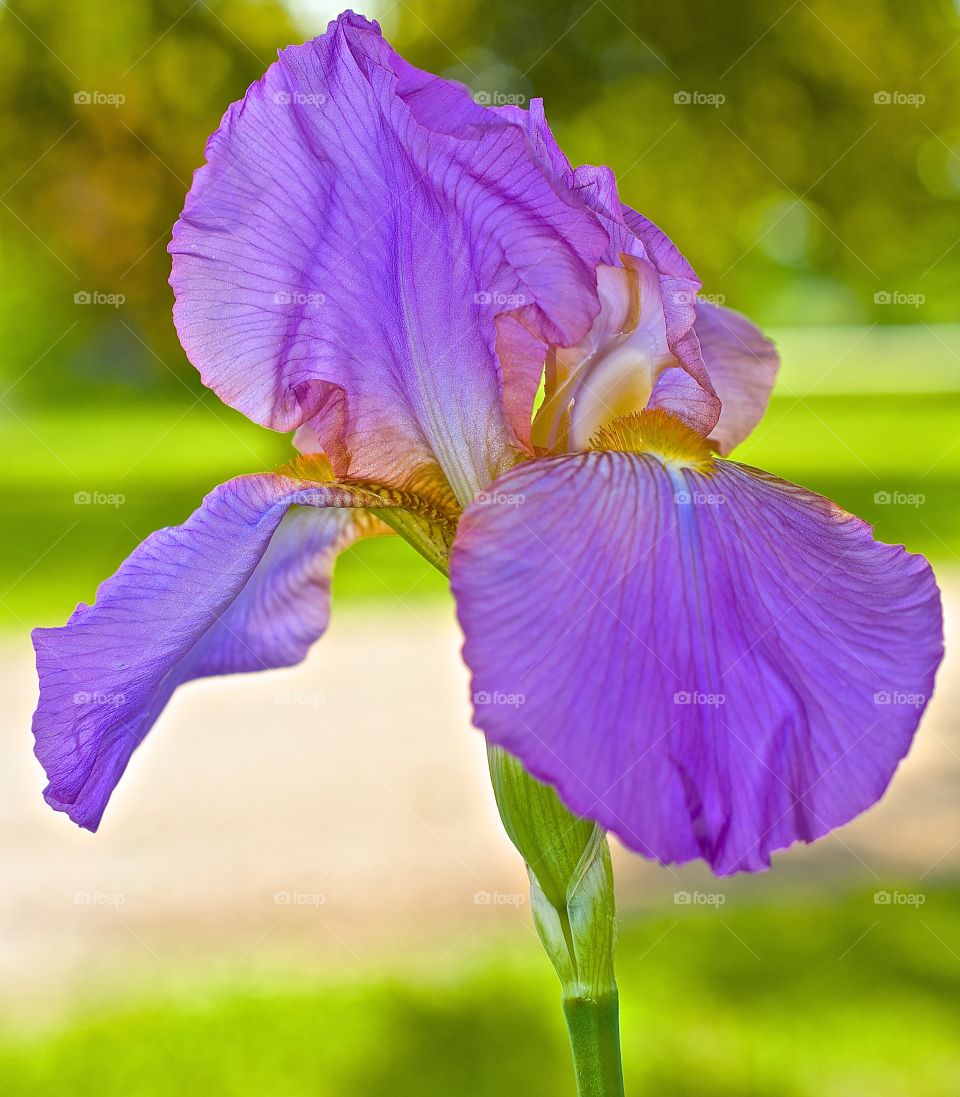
[
  {"x1": 277, "y1": 454, "x2": 460, "y2": 574},
  {"x1": 282, "y1": 454, "x2": 461, "y2": 517},
  {"x1": 588, "y1": 408, "x2": 717, "y2": 474}
]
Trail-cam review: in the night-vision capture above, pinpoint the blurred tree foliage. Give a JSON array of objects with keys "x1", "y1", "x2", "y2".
[
  {"x1": 1, "y1": 0, "x2": 302, "y2": 404},
  {"x1": 397, "y1": 0, "x2": 960, "y2": 325},
  {"x1": 1, "y1": 0, "x2": 958, "y2": 407}
]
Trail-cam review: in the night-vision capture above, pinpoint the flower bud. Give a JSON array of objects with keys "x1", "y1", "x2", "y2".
[{"x1": 487, "y1": 745, "x2": 617, "y2": 1000}]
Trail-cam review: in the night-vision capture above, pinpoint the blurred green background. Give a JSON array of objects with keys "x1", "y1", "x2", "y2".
[
  {"x1": 4, "y1": 889, "x2": 960, "y2": 1097},
  {"x1": 1, "y1": 1, "x2": 958, "y2": 1094},
  {"x1": 2, "y1": 0, "x2": 959, "y2": 632}
]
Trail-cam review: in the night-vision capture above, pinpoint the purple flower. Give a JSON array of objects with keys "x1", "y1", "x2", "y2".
[{"x1": 33, "y1": 13, "x2": 943, "y2": 874}]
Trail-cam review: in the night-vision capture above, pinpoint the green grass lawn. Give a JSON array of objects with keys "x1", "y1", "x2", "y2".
[
  {"x1": 2, "y1": 886, "x2": 959, "y2": 1096},
  {"x1": 3, "y1": 389, "x2": 957, "y2": 631}
]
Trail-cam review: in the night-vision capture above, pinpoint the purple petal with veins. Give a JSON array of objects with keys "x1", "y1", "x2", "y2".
[{"x1": 452, "y1": 450, "x2": 943, "y2": 873}]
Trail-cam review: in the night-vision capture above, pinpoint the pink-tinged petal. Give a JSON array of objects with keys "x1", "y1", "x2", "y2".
[
  {"x1": 568, "y1": 166, "x2": 719, "y2": 433},
  {"x1": 451, "y1": 452, "x2": 943, "y2": 874},
  {"x1": 529, "y1": 260, "x2": 676, "y2": 452},
  {"x1": 169, "y1": 15, "x2": 606, "y2": 503},
  {"x1": 694, "y1": 302, "x2": 780, "y2": 454},
  {"x1": 32, "y1": 472, "x2": 390, "y2": 831},
  {"x1": 646, "y1": 363, "x2": 724, "y2": 439},
  {"x1": 488, "y1": 108, "x2": 720, "y2": 448},
  {"x1": 496, "y1": 308, "x2": 553, "y2": 452}
]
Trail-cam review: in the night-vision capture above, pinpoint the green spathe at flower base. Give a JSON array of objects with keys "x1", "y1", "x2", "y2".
[{"x1": 488, "y1": 745, "x2": 624, "y2": 1097}]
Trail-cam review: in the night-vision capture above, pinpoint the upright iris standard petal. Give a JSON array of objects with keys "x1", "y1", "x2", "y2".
[
  {"x1": 541, "y1": 140, "x2": 720, "y2": 431},
  {"x1": 694, "y1": 301, "x2": 780, "y2": 454},
  {"x1": 491, "y1": 114, "x2": 722, "y2": 449},
  {"x1": 585, "y1": 187, "x2": 720, "y2": 438},
  {"x1": 451, "y1": 445, "x2": 943, "y2": 874},
  {"x1": 31, "y1": 471, "x2": 438, "y2": 831},
  {"x1": 169, "y1": 13, "x2": 606, "y2": 504},
  {"x1": 513, "y1": 101, "x2": 704, "y2": 357}
]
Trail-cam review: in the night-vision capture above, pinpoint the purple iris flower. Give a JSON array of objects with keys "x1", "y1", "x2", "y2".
[{"x1": 32, "y1": 12, "x2": 943, "y2": 875}]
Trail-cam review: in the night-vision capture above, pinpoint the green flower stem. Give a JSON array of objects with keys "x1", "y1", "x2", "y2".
[
  {"x1": 563, "y1": 992, "x2": 625, "y2": 1097},
  {"x1": 399, "y1": 499, "x2": 625, "y2": 1091},
  {"x1": 487, "y1": 746, "x2": 625, "y2": 1097}
]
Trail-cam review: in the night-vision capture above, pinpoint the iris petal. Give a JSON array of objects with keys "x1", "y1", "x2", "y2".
[
  {"x1": 451, "y1": 451, "x2": 943, "y2": 874},
  {"x1": 31, "y1": 471, "x2": 440, "y2": 831},
  {"x1": 694, "y1": 301, "x2": 780, "y2": 454},
  {"x1": 564, "y1": 164, "x2": 720, "y2": 430},
  {"x1": 169, "y1": 14, "x2": 606, "y2": 503},
  {"x1": 493, "y1": 115, "x2": 721, "y2": 448}
]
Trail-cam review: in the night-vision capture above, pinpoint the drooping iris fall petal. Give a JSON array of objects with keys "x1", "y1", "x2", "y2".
[
  {"x1": 451, "y1": 441, "x2": 943, "y2": 874},
  {"x1": 169, "y1": 13, "x2": 606, "y2": 503},
  {"x1": 31, "y1": 471, "x2": 433, "y2": 831}
]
